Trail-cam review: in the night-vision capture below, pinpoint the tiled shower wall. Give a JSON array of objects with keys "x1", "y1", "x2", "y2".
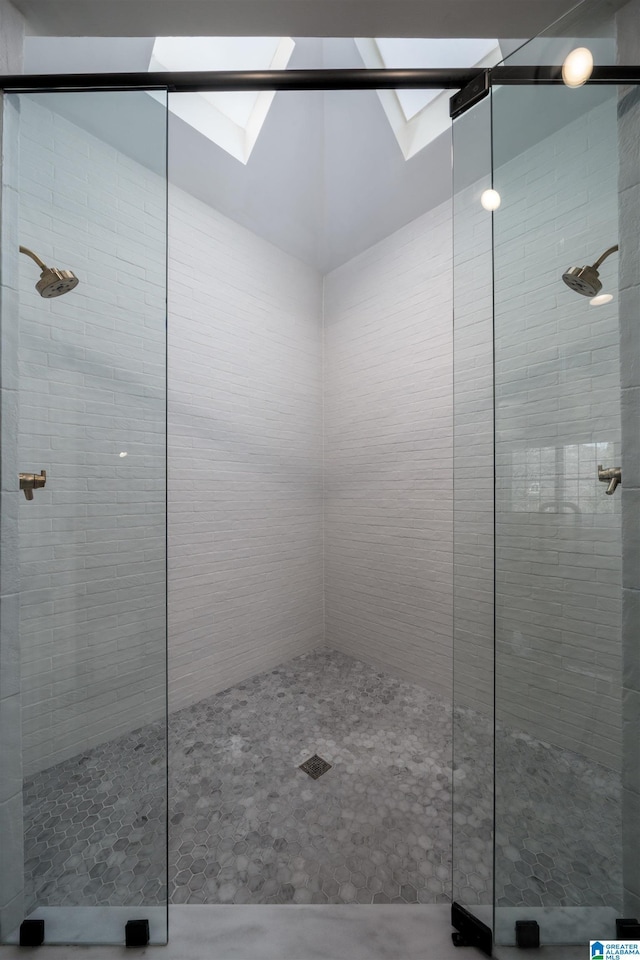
[
  {"x1": 10, "y1": 89, "x2": 625, "y2": 783},
  {"x1": 17, "y1": 95, "x2": 167, "y2": 777},
  {"x1": 0, "y1": 0, "x2": 26, "y2": 933},
  {"x1": 323, "y1": 202, "x2": 453, "y2": 697},
  {"x1": 168, "y1": 187, "x2": 324, "y2": 713},
  {"x1": 453, "y1": 93, "x2": 623, "y2": 771},
  {"x1": 325, "y1": 92, "x2": 623, "y2": 771},
  {"x1": 16, "y1": 94, "x2": 326, "y2": 772},
  {"x1": 493, "y1": 94, "x2": 622, "y2": 770},
  {"x1": 452, "y1": 168, "x2": 494, "y2": 720}
]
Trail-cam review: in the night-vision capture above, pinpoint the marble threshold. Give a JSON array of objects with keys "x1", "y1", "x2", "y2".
[{"x1": 0, "y1": 904, "x2": 590, "y2": 959}]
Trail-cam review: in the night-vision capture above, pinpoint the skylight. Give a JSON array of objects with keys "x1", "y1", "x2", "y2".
[
  {"x1": 149, "y1": 37, "x2": 295, "y2": 164},
  {"x1": 355, "y1": 38, "x2": 502, "y2": 160},
  {"x1": 375, "y1": 38, "x2": 499, "y2": 120}
]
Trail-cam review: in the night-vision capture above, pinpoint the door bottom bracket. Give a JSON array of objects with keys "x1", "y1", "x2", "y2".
[{"x1": 451, "y1": 902, "x2": 492, "y2": 956}]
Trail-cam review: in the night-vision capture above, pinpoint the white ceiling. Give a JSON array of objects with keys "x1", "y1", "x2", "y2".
[
  {"x1": 14, "y1": 0, "x2": 619, "y2": 275},
  {"x1": 23, "y1": 37, "x2": 459, "y2": 272},
  {"x1": 14, "y1": 0, "x2": 580, "y2": 39},
  {"x1": 22, "y1": 32, "x2": 614, "y2": 274}
]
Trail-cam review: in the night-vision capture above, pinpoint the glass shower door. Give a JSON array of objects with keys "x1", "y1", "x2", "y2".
[
  {"x1": 451, "y1": 84, "x2": 495, "y2": 955},
  {"x1": 0, "y1": 88, "x2": 168, "y2": 945},
  {"x1": 490, "y1": 1, "x2": 635, "y2": 949},
  {"x1": 452, "y1": 0, "x2": 640, "y2": 954}
]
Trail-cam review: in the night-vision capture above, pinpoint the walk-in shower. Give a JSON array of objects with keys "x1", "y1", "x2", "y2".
[{"x1": 0, "y1": 0, "x2": 638, "y2": 956}]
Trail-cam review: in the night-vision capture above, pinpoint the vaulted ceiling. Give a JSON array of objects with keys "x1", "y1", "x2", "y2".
[{"x1": 13, "y1": 0, "x2": 619, "y2": 273}]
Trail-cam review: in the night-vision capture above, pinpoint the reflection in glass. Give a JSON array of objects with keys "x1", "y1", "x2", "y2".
[{"x1": 509, "y1": 442, "x2": 619, "y2": 515}]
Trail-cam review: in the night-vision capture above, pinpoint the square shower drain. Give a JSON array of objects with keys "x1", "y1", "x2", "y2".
[{"x1": 299, "y1": 754, "x2": 332, "y2": 780}]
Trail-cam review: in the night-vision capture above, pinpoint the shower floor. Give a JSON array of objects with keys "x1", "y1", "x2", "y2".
[
  {"x1": 22, "y1": 648, "x2": 621, "y2": 912},
  {"x1": 23, "y1": 649, "x2": 452, "y2": 908},
  {"x1": 22, "y1": 720, "x2": 166, "y2": 911},
  {"x1": 168, "y1": 648, "x2": 452, "y2": 904},
  {"x1": 454, "y1": 711, "x2": 622, "y2": 912}
]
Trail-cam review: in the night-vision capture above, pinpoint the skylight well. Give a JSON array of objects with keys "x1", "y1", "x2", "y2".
[
  {"x1": 148, "y1": 37, "x2": 501, "y2": 164},
  {"x1": 149, "y1": 37, "x2": 295, "y2": 163},
  {"x1": 355, "y1": 38, "x2": 502, "y2": 159}
]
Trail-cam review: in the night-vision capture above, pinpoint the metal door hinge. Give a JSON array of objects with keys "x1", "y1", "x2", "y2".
[{"x1": 450, "y1": 69, "x2": 490, "y2": 119}]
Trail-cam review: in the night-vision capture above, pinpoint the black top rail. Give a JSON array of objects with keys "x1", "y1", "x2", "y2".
[
  {"x1": 0, "y1": 68, "x2": 479, "y2": 93},
  {"x1": 0, "y1": 65, "x2": 637, "y2": 94},
  {"x1": 0, "y1": 64, "x2": 638, "y2": 94},
  {"x1": 494, "y1": 64, "x2": 640, "y2": 83}
]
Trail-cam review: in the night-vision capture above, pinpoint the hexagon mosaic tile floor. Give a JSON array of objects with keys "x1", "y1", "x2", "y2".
[
  {"x1": 23, "y1": 647, "x2": 621, "y2": 912},
  {"x1": 23, "y1": 721, "x2": 166, "y2": 912},
  {"x1": 453, "y1": 707, "x2": 622, "y2": 912},
  {"x1": 167, "y1": 648, "x2": 453, "y2": 905}
]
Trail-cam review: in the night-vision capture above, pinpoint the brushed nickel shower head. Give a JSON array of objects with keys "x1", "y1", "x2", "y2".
[
  {"x1": 19, "y1": 245, "x2": 79, "y2": 298},
  {"x1": 562, "y1": 244, "x2": 618, "y2": 298}
]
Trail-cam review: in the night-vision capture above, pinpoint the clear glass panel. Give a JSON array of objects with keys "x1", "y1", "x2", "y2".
[
  {"x1": 493, "y1": 81, "x2": 621, "y2": 951},
  {"x1": 496, "y1": 0, "x2": 618, "y2": 69},
  {"x1": 450, "y1": 1, "x2": 640, "y2": 953},
  {"x1": 452, "y1": 91, "x2": 495, "y2": 937},
  {"x1": 165, "y1": 85, "x2": 453, "y2": 913},
  {"x1": 0, "y1": 89, "x2": 168, "y2": 945},
  {"x1": 491, "y1": 0, "x2": 635, "y2": 949}
]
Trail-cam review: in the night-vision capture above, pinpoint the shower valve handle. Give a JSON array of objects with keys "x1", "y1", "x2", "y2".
[
  {"x1": 598, "y1": 464, "x2": 621, "y2": 495},
  {"x1": 19, "y1": 469, "x2": 46, "y2": 501}
]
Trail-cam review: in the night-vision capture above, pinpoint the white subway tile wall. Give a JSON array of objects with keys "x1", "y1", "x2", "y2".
[
  {"x1": 12, "y1": 89, "x2": 624, "y2": 793},
  {"x1": 323, "y1": 202, "x2": 453, "y2": 696},
  {"x1": 454, "y1": 95, "x2": 623, "y2": 772},
  {"x1": 168, "y1": 188, "x2": 324, "y2": 712},
  {"x1": 453, "y1": 172, "x2": 495, "y2": 720},
  {"x1": 17, "y1": 96, "x2": 167, "y2": 777},
  {"x1": 492, "y1": 94, "x2": 622, "y2": 770},
  {"x1": 0, "y1": 86, "x2": 26, "y2": 939},
  {"x1": 451, "y1": 156, "x2": 495, "y2": 912}
]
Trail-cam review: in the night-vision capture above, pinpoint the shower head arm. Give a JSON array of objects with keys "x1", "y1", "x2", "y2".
[
  {"x1": 592, "y1": 244, "x2": 619, "y2": 270},
  {"x1": 19, "y1": 245, "x2": 48, "y2": 272}
]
